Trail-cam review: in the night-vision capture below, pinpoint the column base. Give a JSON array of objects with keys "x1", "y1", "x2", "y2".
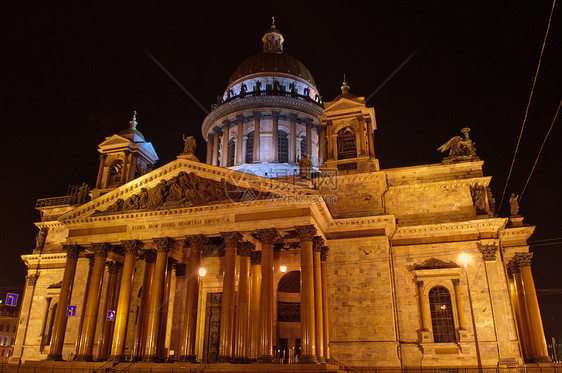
[
  {"x1": 110, "y1": 354, "x2": 127, "y2": 362},
  {"x1": 317, "y1": 356, "x2": 326, "y2": 363},
  {"x1": 217, "y1": 355, "x2": 232, "y2": 363},
  {"x1": 74, "y1": 354, "x2": 93, "y2": 362},
  {"x1": 142, "y1": 355, "x2": 162, "y2": 363},
  {"x1": 256, "y1": 355, "x2": 274, "y2": 363},
  {"x1": 300, "y1": 354, "x2": 318, "y2": 363},
  {"x1": 533, "y1": 356, "x2": 552, "y2": 363},
  {"x1": 177, "y1": 355, "x2": 197, "y2": 362},
  {"x1": 45, "y1": 353, "x2": 63, "y2": 361},
  {"x1": 232, "y1": 357, "x2": 251, "y2": 363}
]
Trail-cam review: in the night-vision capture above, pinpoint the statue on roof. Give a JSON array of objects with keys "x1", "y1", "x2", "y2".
[
  {"x1": 509, "y1": 193, "x2": 520, "y2": 217},
  {"x1": 437, "y1": 127, "x2": 478, "y2": 161},
  {"x1": 182, "y1": 134, "x2": 196, "y2": 155},
  {"x1": 297, "y1": 152, "x2": 313, "y2": 179}
]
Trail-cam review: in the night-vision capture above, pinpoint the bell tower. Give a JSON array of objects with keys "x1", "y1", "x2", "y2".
[
  {"x1": 319, "y1": 78, "x2": 379, "y2": 172},
  {"x1": 92, "y1": 111, "x2": 159, "y2": 198}
]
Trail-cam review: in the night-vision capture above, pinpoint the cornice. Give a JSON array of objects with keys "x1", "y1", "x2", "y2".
[
  {"x1": 500, "y1": 225, "x2": 535, "y2": 245},
  {"x1": 328, "y1": 215, "x2": 395, "y2": 233},
  {"x1": 388, "y1": 176, "x2": 491, "y2": 193},
  {"x1": 393, "y1": 218, "x2": 507, "y2": 241},
  {"x1": 34, "y1": 221, "x2": 65, "y2": 229},
  {"x1": 21, "y1": 252, "x2": 72, "y2": 267}
]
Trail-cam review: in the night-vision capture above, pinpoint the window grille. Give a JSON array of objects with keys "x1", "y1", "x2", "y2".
[
  {"x1": 337, "y1": 127, "x2": 357, "y2": 160},
  {"x1": 429, "y1": 286, "x2": 456, "y2": 343},
  {"x1": 278, "y1": 130, "x2": 289, "y2": 163}
]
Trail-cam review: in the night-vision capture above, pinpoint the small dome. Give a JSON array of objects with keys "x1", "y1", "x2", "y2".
[
  {"x1": 118, "y1": 111, "x2": 146, "y2": 141},
  {"x1": 228, "y1": 52, "x2": 317, "y2": 87}
]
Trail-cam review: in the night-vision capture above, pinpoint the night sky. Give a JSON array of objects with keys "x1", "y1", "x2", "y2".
[{"x1": 4, "y1": 2, "x2": 561, "y2": 337}]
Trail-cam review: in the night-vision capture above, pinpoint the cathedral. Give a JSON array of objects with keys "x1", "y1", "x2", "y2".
[{"x1": 11, "y1": 21, "x2": 551, "y2": 371}]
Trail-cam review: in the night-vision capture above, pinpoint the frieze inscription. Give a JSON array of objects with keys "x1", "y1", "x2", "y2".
[{"x1": 129, "y1": 217, "x2": 229, "y2": 232}]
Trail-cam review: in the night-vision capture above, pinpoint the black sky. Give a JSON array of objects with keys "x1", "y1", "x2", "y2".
[{"x1": 3, "y1": 1, "x2": 561, "y2": 337}]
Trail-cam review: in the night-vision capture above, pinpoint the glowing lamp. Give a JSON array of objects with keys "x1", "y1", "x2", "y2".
[
  {"x1": 280, "y1": 265, "x2": 287, "y2": 273},
  {"x1": 458, "y1": 253, "x2": 472, "y2": 267},
  {"x1": 198, "y1": 268, "x2": 207, "y2": 277}
]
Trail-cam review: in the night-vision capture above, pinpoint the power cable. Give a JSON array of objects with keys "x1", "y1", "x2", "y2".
[
  {"x1": 520, "y1": 99, "x2": 562, "y2": 199},
  {"x1": 498, "y1": 0, "x2": 557, "y2": 211}
]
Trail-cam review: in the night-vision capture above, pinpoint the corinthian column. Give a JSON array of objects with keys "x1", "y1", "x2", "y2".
[
  {"x1": 256, "y1": 228, "x2": 279, "y2": 362},
  {"x1": 235, "y1": 242, "x2": 254, "y2": 362},
  {"x1": 320, "y1": 246, "x2": 330, "y2": 359},
  {"x1": 508, "y1": 260, "x2": 535, "y2": 360},
  {"x1": 272, "y1": 112, "x2": 279, "y2": 162},
  {"x1": 76, "y1": 243, "x2": 109, "y2": 361},
  {"x1": 46, "y1": 245, "x2": 83, "y2": 361},
  {"x1": 221, "y1": 122, "x2": 230, "y2": 167},
  {"x1": 134, "y1": 250, "x2": 156, "y2": 359},
  {"x1": 218, "y1": 231, "x2": 243, "y2": 362},
  {"x1": 514, "y1": 253, "x2": 550, "y2": 363},
  {"x1": 249, "y1": 250, "x2": 262, "y2": 360},
  {"x1": 98, "y1": 261, "x2": 121, "y2": 360},
  {"x1": 142, "y1": 238, "x2": 174, "y2": 362},
  {"x1": 295, "y1": 225, "x2": 317, "y2": 363},
  {"x1": 179, "y1": 234, "x2": 208, "y2": 362},
  {"x1": 111, "y1": 240, "x2": 142, "y2": 361},
  {"x1": 312, "y1": 237, "x2": 325, "y2": 363},
  {"x1": 212, "y1": 131, "x2": 219, "y2": 166},
  {"x1": 253, "y1": 112, "x2": 261, "y2": 162}
]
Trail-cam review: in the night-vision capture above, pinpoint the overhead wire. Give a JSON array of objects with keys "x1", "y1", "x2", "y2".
[
  {"x1": 498, "y1": 0, "x2": 558, "y2": 211},
  {"x1": 520, "y1": 99, "x2": 562, "y2": 199}
]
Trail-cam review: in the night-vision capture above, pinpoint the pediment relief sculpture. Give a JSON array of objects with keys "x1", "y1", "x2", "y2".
[
  {"x1": 411, "y1": 257, "x2": 460, "y2": 271},
  {"x1": 96, "y1": 171, "x2": 268, "y2": 215}
]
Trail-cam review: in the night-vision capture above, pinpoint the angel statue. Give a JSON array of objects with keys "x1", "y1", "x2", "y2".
[
  {"x1": 437, "y1": 127, "x2": 478, "y2": 160},
  {"x1": 182, "y1": 135, "x2": 196, "y2": 155},
  {"x1": 297, "y1": 152, "x2": 313, "y2": 179}
]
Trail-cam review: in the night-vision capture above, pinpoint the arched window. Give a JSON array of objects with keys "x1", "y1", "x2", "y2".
[
  {"x1": 277, "y1": 271, "x2": 300, "y2": 323},
  {"x1": 300, "y1": 135, "x2": 307, "y2": 156},
  {"x1": 278, "y1": 130, "x2": 289, "y2": 163},
  {"x1": 429, "y1": 286, "x2": 456, "y2": 343},
  {"x1": 337, "y1": 127, "x2": 357, "y2": 160},
  {"x1": 108, "y1": 159, "x2": 124, "y2": 186},
  {"x1": 245, "y1": 131, "x2": 254, "y2": 163},
  {"x1": 227, "y1": 138, "x2": 236, "y2": 167}
]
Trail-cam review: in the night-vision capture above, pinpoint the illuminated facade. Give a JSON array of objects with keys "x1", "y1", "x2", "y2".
[{"x1": 11, "y1": 22, "x2": 550, "y2": 370}]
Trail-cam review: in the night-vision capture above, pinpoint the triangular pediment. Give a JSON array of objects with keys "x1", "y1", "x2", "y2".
[
  {"x1": 98, "y1": 134, "x2": 133, "y2": 150},
  {"x1": 323, "y1": 97, "x2": 366, "y2": 113},
  {"x1": 412, "y1": 257, "x2": 460, "y2": 270},
  {"x1": 59, "y1": 158, "x2": 322, "y2": 221}
]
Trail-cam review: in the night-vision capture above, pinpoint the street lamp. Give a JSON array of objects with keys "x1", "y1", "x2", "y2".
[
  {"x1": 279, "y1": 265, "x2": 287, "y2": 273},
  {"x1": 198, "y1": 267, "x2": 207, "y2": 277},
  {"x1": 458, "y1": 253, "x2": 483, "y2": 372}
]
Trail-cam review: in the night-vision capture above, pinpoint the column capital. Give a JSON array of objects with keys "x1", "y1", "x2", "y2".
[
  {"x1": 238, "y1": 241, "x2": 255, "y2": 257},
  {"x1": 86, "y1": 253, "x2": 95, "y2": 267},
  {"x1": 288, "y1": 113, "x2": 299, "y2": 122},
  {"x1": 63, "y1": 244, "x2": 83, "y2": 260},
  {"x1": 121, "y1": 240, "x2": 144, "y2": 255},
  {"x1": 507, "y1": 260, "x2": 520, "y2": 276},
  {"x1": 153, "y1": 237, "x2": 175, "y2": 253},
  {"x1": 174, "y1": 263, "x2": 187, "y2": 276},
  {"x1": 250, "y1": 250, "x2": 262, "y2": 265},
  {"x1": 271, "y1": 111, "x2": 280, "y2": 120},
  {"x1": 26, "y1": 273, "x2": 39, "y2": 286},
  {"x1": 140, "y1": 249, "x2": 157, "y2": 263},
  {"x1": 222, "y1": 119, "x2": 231, "y2": 129},
  {"x1": 221, "y1": 231, "x2": 243, "y2": 247},
  {"x1": 313, "y1": 237, "x2": 324, "y2": 252},
  {"x1": 514, "y1": 252, "x2": 533, "y2": 268},
  {"x1": 252, "y1": 111, "x2": 263, "y2": 120},
  {"x1": 256, "y1": 228, "x2": 279, "y2": 244},
  {"x1": 295, "y1": 225, "x2": 317, "y2": 242},
  {"x1": 186, "y1": 234, "x2": 208, "y2": 249},
  {"x1": 478, "y1": 243, "x2": 498, "y2": 261},
  {"x1": 91, "y1": 242, "x2": 111, "y2": 257},
  {"x1": 236, "y1": 114, "x2": 246, "y2": 123},
  {"x1": 320, "y1": 246, "x2": 329, "y2": 261},
  {"x1": 451, "y1": 279, "x2": 460, "y2": 286},
  {"x1": 416, "y1": 280, "x2": 424, "y2": 288},
  {"x1": 106, "y1": 261, "x2": 122, "y2": 275}
]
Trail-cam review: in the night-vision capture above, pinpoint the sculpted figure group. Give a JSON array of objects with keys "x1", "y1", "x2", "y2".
[{"x1": 103, "y1": 171, "x2": 233, "y2": 213}]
